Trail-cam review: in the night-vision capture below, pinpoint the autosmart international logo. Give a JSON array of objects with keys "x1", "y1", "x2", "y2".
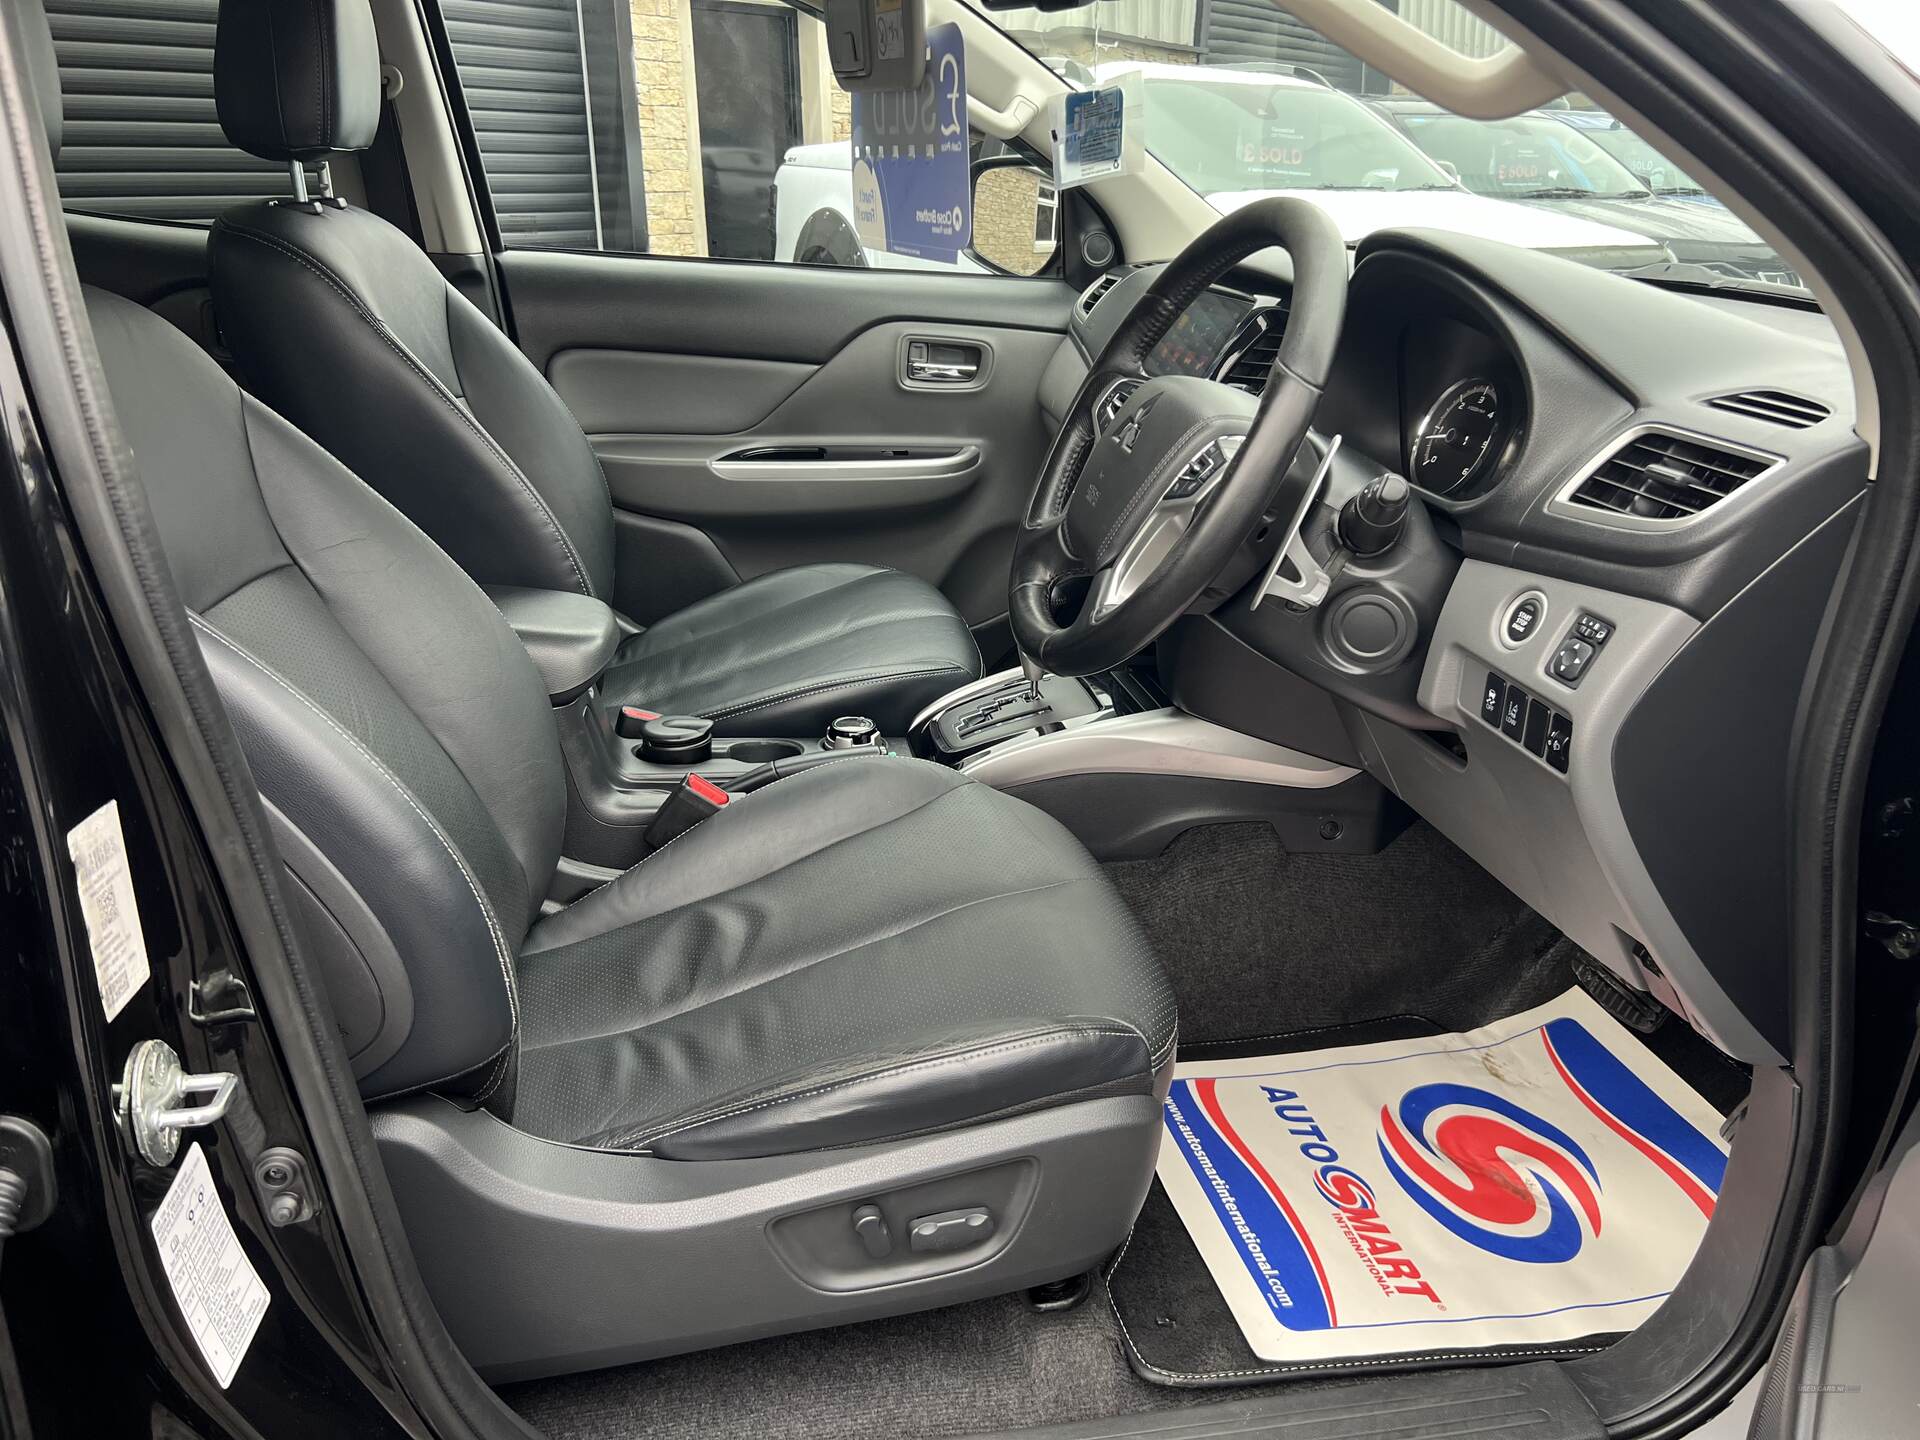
[
  {"x1": 1262, "y1": 1088, "x2": 1446, "y2": 1310},
  {"x1": 1377, "y1": 1082, "x2": 1604, "y2": 1264}
]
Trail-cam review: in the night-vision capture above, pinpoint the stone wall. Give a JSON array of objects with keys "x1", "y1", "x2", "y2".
[{"x1": 628, "y1": 0, "x2": 705, "y2": 255}]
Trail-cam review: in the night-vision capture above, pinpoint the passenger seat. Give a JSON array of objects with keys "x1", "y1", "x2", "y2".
[{"x1": 203, "y1": 0, "x2": 982, "y2": 736}]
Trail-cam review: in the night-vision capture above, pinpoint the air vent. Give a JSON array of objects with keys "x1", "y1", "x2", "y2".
[
  {"x1": 1705, "y1": 389, "x2": 1831, "y2": 430},
  {"x1": 1217, "y1": 304, "x2": 1289, "y2": 393},
  {"x1": 1565, "y1": 429, "x2": 1778, "y2": 523},
  {"x1": 1079, "y1": 273, "x2": 1122, "y2": 318}
]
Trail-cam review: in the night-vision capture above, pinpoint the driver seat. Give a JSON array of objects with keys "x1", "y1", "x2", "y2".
[{"x1": 199, "y1": 0, "x2": 981, "y2": 736}]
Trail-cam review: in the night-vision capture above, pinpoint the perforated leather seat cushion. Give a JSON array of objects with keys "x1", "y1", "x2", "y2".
[
  {"x1": 512, "y1": 758, "x2": 1177, "y2": 1160},
  {"x1": 604, "y1": 563, "x2": 982, "y2": 735}
]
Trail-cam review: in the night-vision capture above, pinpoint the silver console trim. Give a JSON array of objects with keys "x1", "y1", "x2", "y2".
[
  {"x1": 711, "y1": 446, "x2": 980, "y2": 483},
  {"x1": 959, "y1": 708, "x2": 1360, "y2": 791},
  {"x1": 908, "y1": 667, "x2": 1026, "y2": 734}
]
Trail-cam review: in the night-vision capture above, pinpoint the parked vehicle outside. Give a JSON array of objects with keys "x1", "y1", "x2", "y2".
[
  {"x1": 1550, "y1": 107, "x2": 1722, "y2": 204},
  {"x1": 1090, "y1": 62, "x2": 1660, "y2": 260},
  {"x1": 1371, "y1": 97, "x2": 1803, "y2": 289}
]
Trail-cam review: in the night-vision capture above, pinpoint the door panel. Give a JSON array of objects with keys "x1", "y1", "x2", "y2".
[{"x1": 496, "y1": 251, "x2": 1076, "y2": 641}]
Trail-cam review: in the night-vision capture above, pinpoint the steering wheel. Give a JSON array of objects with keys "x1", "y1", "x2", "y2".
[{"x1": 1010, "y1": 198, "x2": 1349, "y2": 677}]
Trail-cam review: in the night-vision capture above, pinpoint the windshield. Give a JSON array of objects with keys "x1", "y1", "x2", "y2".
[
  {"x1": 988, "y1": 0, "x2": 1812, "y2": 300},
  {"x1": 1389, "y1": 113, "x2": 1651, "y2": 200},
  {"x1": 1139, "y1": 77, "x2": 1454, "y2": 195},
  {"x1": 1561, "y1": 120, "x2": 1708, "y2": 194}
]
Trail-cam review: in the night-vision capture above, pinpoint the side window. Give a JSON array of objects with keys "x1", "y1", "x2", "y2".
[
  {"x1": 443, "y1": 0, "x2": 1049, "y2": 275},
  {"x1": 42, "y1": 0, "x2": 319, "y2": 224}
]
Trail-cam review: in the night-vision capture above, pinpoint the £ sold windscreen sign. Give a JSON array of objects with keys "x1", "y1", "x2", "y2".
[{"x1": 851, "y1": 22, "x2": 971, "y2": 262}]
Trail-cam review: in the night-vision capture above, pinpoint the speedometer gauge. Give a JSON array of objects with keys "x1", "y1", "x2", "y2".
[{"x1": 1411, "y1": 380, "x2": 1503, "y2": 495}]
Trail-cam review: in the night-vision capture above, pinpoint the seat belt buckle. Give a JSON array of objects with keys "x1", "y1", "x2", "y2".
[{"x1": 643, "y1": 773, "x2": 731, "y2": 850}]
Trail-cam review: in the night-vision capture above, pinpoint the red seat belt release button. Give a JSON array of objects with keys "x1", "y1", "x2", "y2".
[
  {"x1": 685, "y1": 773, "x2": 731, "y2": 808},
  {"x1": 643, "y1": 773, "x2": 731, "y2": 850}
]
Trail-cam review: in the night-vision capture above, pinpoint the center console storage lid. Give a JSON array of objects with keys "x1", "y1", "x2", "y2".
[{"x1": 487, "y1": 586, "x2": 620, "y2": 705}]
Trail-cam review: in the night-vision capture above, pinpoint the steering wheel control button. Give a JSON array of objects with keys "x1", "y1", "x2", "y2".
[
  {"x1": 1499, "y1": 684, "x2": 1530, "y2": 740},
  {"x1": 1574, "y1": 612, "x2": 1615, "y2": 647},
  {"x1": 1480, "y1": 672, "x2": 1507, "y2": 726},
  {"x1": 1503, "y1": 594, "x2": 1544, "y2": 645},
  {"x1": 637, "y1": 714, "x2": 715, "y2": 764},
  {"x1": 1546, "y1": 711, "x2": 1574, "y2": 773},
  {"x1": 824, "y1": 715, "x2": 882, "y2": 750},
  {"x1": 1550, "y1": 637, "x2": 1598, "y2": 686}
]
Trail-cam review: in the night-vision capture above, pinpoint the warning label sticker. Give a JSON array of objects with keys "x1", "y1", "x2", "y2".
[
  {"x1": 150, "y1": 1143, "x2": 270, "y2": 1389},
  {"x1": 66, "y1": 799, "x2": 152, "y2": 1022}
]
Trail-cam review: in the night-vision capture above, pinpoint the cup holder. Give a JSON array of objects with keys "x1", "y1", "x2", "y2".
[{"x1": 724, "y1": 739, "x2": 805, "y2": 763}]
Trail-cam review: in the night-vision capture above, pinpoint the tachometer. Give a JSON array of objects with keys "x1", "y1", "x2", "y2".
[{"x1": 1411, "y1": 379, "x2": 1503, "y2": 495}]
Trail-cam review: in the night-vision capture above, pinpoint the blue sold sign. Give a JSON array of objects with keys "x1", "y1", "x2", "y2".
[{"x1": 850, "y1": 22, "x2": 971, "y2": 262}]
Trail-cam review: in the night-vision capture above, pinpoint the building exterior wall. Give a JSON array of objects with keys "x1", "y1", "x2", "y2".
[{"x1": 629, "y1": 0, "x2": 707, "y2": 255}]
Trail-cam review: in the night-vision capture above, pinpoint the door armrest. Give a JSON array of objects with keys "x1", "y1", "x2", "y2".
[{"x1": 486, "y1": 587, "x2": 620, "y2": 705}]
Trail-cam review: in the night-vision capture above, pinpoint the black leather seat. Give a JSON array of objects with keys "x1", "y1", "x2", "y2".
[
  {"x1": 82, "y1": 274, "x2": 1175, "y2": 1141},
  {"x1": 33, "y1": 0, "x2": 1173, "y2": 1345},
  {"x1": 199, "y1": 0, "x2": 981, "y2": 736}
]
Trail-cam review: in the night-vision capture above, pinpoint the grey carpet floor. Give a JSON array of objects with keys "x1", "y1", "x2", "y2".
[
  {"x1": 503, "y1": 822, "x2": 1579, "y2": 1439},
  {"x1": 1103, "y1": 820, "x2": 1572, "y2": 1043}
]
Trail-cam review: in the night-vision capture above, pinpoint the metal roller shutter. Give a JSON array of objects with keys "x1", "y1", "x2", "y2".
[
  {"x1": 1197, "y1": 0, "x2": 1369, "y2": 92},
  {"x1": 44, "y1": 0, "x2": 316, "y2": 223},
  {"x1": 443, "y1": 0, "x2": 604, "y2": 250}
]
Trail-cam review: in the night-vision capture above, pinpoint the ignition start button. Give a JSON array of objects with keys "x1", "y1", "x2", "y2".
[{"x1": 1503, "y1": 594, "x2": 1545, "y2": 646}]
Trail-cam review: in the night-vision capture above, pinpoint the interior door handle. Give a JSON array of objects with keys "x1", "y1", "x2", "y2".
[
  {"x1": 906, "y1": 359, "x2": 978, "y2": 383},
  {"x1": 903, "y1": 338, "x2": 988, "y2": 388}
]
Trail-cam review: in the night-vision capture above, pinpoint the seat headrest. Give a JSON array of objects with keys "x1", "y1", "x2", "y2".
[
  {"x1": 215, "y1": 0, "x2": 380, "y2": 162},
  {"x1": 17, "y1": 0, "x2": 61, "y2": 164}
]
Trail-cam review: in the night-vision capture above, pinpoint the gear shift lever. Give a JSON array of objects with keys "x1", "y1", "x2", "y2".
[{"x1": 1019, "y1": 652, "x2": 1047, "y2": 701}]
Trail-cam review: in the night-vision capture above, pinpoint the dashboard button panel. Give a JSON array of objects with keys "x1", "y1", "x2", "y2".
[
  {"x1": 1545, "y1": 710, "x2": 1573, "y2": 773},
  {"x1": 1499, "y1": 684, "x2": 1530, "y2": 741},
  {"x1": 1480, "y1": 671, "x2": 1506, "y2": 726},
  {"x1": 1478, "y1": 667, "x2": 1573, "y2": 776}
]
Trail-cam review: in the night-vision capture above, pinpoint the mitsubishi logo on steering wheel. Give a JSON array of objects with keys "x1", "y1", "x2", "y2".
[{"x1": 1116, "y1": 396, "x2": 1156, "y2": 454}]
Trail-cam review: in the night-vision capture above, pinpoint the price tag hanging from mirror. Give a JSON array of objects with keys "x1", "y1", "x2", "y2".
[
  {"x1": 850, "y1": 23, "x2": 972, "y2": 262},
  {"x1": 1052, "y1": 75, "x2": 1146, "y2": 190}
]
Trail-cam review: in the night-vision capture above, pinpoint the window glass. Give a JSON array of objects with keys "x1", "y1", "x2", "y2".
[
  {"x1": 42, "y1": 0, "x2": 320, "y2": 224},
  {"x1": 445, "y1": 0, "x2": 1043, "y2": 275},
  {"x1": 993, "y1": 0, "x2": 1806, "y2": 299}
]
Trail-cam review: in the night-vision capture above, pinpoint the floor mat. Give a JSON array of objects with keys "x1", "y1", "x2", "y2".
[{"x1": 1112, "y1": 989, "x2": 1733, "y2": 1386}]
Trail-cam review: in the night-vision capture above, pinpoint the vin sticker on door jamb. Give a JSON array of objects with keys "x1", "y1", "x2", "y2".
[
  {"x1": 66, "y1": 799, "x2": 152, "y2": 1022},
  {"x1": 151, "y1": 1143, "x2": 270, "y2": 1388}
]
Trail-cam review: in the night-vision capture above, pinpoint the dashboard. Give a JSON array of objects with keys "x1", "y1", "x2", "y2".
[{"x1": 1067, "y1": 230, "x2": 1868, "y2": 1070}]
